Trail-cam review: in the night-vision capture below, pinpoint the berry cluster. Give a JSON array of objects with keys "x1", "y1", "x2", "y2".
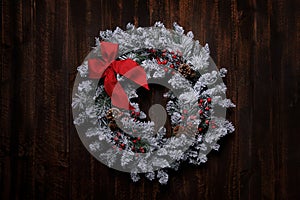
[
  {"x1": 112, "y1": 131, "x2": 146, "y2": 153},
  {"x1": 197, "y1": 96, "x2": 215, "y2": 134}
]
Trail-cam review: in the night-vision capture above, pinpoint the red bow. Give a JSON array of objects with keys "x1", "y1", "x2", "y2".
[{"x1": 88, "y1": 41, "x2": 149, "y2": 110}]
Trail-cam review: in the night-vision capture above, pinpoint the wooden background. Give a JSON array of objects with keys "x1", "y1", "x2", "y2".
[{"x1": 1, "y1": 0, "x2": 299, "y2": 199}]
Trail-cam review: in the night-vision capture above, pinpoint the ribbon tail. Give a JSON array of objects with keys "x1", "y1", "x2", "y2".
[
  {"x1": 110, "y1": 83, "x2": 134, "y2": 110},
  {"x1": 104, "y1": 70, "x2": 134, "y2": 110}
]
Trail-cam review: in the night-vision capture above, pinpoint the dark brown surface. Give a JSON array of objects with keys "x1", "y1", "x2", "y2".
[{"x1": 1, "y1": 0, "x2": 299, "y2": 199}]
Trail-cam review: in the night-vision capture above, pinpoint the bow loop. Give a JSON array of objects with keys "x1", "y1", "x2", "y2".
[
  {"x1": 88, "y1": 42, "x2": 149, "y2": 110},
  {"x1": 100, "y1": 41, "x2": 119, "y2": 63}
]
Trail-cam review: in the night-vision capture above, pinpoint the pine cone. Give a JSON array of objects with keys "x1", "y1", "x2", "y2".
[
  {"x1": 178, "y1": 63, "x2": 196, "y2": 78},
  {"x1": 173, "y1": 125, "x2": 181, "y2": 135},
  {"x1": 106, "y1": 108, "x2": 121, "y2": 122},
  {"x1": 106, "y1": 109, "x2": 114, "y2": 121},
  {"x1": 108, "y1": 120, "x2": 118, "y2": 131}
]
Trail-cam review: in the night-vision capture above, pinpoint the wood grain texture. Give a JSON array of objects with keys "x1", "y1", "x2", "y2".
[{"x1": 1, "y1": 0, "x2": 299, "y2": 199}]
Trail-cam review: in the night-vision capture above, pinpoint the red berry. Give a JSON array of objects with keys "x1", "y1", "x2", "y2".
[
  {"x1": 133, "y1": 140, "x2": 137, "y2": 143},
  {"x1": 120, "y1": 143, "x2": 125, "y2": 148},
  {"x1": 162, "y1": 53, "x2": 166, "y2": 57},
  {"x1": 169, "y1": 64, "x2": 174, "y2": 68},
  {"x1": 205, "y1": 106, "x2": 210, "y2": 111},
  {"x1": 140, "y1": 147, "x2": 145, "y2": 153},
  {"x1": 198, "y1": 127, "x2": 203, "y2": 132},
  {"x1": 212, "y1": 125, "x2": 216, "y2": 129},
  {"x1": 156, "y1": 58, "x2": 162, "y2": 64},
  {"x1": 199, "y1": 99, "x2": 203, "y2": 103},
  {"x1": 164, "y1": 68, "x2": 169, "y2": 72},
  {"x1": 136, "y1": 112, "x2": 140, "y2": 116},
  {"x1": 150, "y1": 49, "x2": 156, "y2": 53},
  {"x1": 172, "y1": 55, "x2": 177, "y2": 59},
  {"x1": 131, "y1": 147, "x2": 135, "y2": 151},
  {"x1": 207, "y1": 97, "x2": 212, "y2": 103},
  {"x1": 162, "y1": 60, "x2": 168, "y2": 65},
  {"x1": 114, "y1": 137, "x2": 118, "y2": 141},
  {"x1": 183, "y1": 109, "x2": 188, "y2": 114},
  {"x1": 205, "y1": 120, "x2": 209, "y2": 124},
  {"x1": 198, "y1": 110, "x2": 203, "y2": 115},
  {"x1": 162, "y1": 49, "x2": 167, "y2": 53},
  {"x1": 137, "y1": 137, "x2": 141, "y2": 141},
  {"x1": 171, "y1": 51, "x2": 174, "y2": 54}
]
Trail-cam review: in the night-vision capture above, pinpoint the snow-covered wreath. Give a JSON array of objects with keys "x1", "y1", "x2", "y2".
[{"x1": 72, "y1": 22, "x2": 235, "y2": 184}]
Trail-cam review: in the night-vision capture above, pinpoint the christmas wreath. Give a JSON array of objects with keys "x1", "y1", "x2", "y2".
[{"x1": 72, "y1": 22, "x2": 235, "y2": 184}]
